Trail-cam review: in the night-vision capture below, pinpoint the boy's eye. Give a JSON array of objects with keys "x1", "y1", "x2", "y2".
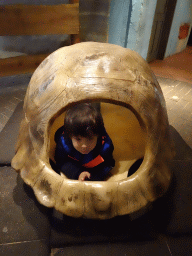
[
  {"x1": 88, "y1": 136, "x2": 98, "y2": 141},
  {"x1": 74, "y1": 137, "x2": 82, "y2": 141}
]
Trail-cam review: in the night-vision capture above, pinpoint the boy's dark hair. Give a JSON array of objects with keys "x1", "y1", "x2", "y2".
[{"x1": 64, "y1": 103, "x2": 104, "y2": 138}]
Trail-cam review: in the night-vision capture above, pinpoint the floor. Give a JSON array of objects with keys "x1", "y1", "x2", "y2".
[
  {"x1": 149, "y1": 45, "x2": 192, "y2": 148},
  {"x1": 0, "y1": 46, "x2": 191, "y2": 256},
  {"x1": 0, "y1": 85, "x2": 26, "y2": 132},
  {"x1": 149, "y1": 45, "x2": 192, "y2": 84}
]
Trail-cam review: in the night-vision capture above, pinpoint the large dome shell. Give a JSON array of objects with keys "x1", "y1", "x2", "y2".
[{"x1": 12, "y1": 42, "x2": 174, "y2": 219}]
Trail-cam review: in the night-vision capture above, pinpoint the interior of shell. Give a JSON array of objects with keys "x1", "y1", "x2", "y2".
[{"x1": 49, "y1": 101, "x2": 146, "y2": 181}]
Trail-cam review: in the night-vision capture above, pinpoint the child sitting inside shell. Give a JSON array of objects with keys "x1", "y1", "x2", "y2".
[{"x1": 54, "y1": 103, "x2": 115, "y2": 181}]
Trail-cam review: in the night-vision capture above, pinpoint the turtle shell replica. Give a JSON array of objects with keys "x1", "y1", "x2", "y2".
[{"x1": 12, "y1": 42, "x2": 174, "y2": 219}]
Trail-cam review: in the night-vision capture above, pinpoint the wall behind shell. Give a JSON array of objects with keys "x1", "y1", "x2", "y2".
[
  {"x1": 108, "y1": 0, "x2": 157, "y2": 60},
  {"x1": 80, "y1": 0, "x2": 111, "y2": 42},
  {"x1": 165, "y1": 0, "x2": 192, "y2": 58},
  {"x1": 0, "y1": 0, "x2": 111, "y2": 59},
  {"x1": 0, "y1": 0, "x2": 70, "y2": 59}
]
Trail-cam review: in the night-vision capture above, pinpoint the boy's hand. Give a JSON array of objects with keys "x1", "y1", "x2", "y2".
[{"x1": 78, "y1": 171, "x2": 91, "y2": 181}]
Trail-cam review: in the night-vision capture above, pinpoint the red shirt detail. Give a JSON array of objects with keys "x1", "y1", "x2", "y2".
[{"x1": 82, "y1": 155, "x2": 104, "y2": 168}]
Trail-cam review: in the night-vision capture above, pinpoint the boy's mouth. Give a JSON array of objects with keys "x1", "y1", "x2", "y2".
[{"x1": 81, "y1": 149, "x2": 90, "y2": 154}]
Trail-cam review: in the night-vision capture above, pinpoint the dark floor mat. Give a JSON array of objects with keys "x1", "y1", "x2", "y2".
[{"x1": 0, "y1": 101, "x2": 24, "y2": 165}]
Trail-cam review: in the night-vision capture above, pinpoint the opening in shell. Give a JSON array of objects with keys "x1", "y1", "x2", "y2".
[{"x1": 49, "y1": 102, "x2": 146, "y2": 181}]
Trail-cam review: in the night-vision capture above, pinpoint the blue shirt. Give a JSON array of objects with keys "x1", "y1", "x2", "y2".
[{"x1": 54, "y1": 126, "x2": 115, "y2": 180}]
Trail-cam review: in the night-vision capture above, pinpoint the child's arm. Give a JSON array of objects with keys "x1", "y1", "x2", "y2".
[
  {"x1": 54, "y1": 136, "x2": 69, "y2": 169},
  {"x1": 100, "y1": 133, "x2": 115, "y2": 165},
  {"x1": 100, "y1": 133, "x2": 114, "y2": 158},
  {"x1": 91, "y1": 132, "x2": 114, "y2": 181}
]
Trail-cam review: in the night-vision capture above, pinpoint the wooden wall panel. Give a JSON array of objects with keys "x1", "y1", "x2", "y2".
[
  {"x1": 0, "y1": 54, "x2": 49, "y2": 77},
  {"x1": 0, "y1": 4, "x2": 79, "y2": 36}
]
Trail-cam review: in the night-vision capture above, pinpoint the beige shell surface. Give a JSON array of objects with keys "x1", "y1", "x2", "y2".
[{"x1": 12, "y1": 42, "x2": 174, "y2": 219}]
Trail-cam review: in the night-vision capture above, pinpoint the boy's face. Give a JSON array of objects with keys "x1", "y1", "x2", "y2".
[{"x1": 71, "y1": 135, "x2": 98, "y2": 154}]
